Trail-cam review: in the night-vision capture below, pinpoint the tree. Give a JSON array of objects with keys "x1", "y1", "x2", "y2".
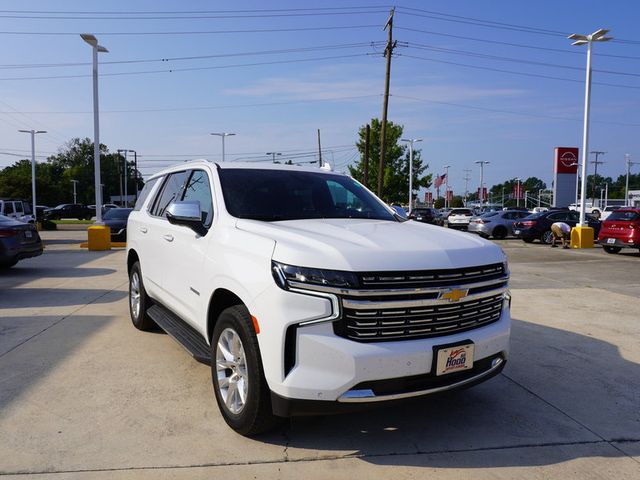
[{"x1": 349, "y1": 118, "x2": 432, "y2": 204}]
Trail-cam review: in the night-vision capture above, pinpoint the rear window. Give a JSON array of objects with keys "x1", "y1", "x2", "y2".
[
  {"x1": 607, "y1": 211, "x2": 639, "y2": 221},
  {"x1": 481, "y1": 211, "x2": 500, "y2": 218},
  {"x1": 451, "y1": 209, "x2": 472, "y2": 215}
]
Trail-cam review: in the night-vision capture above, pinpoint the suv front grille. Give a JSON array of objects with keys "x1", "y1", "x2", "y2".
[
  {"x1": 337, "y1": 293, "x2": 504, "y2": 342},
  {"x1": 358, "y1": 263, "x2": 504, "y2": 289}
]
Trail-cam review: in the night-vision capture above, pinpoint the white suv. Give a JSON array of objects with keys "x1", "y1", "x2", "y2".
[{"x1": 127, "y1": 161, "x2": 511, "y2": 435}]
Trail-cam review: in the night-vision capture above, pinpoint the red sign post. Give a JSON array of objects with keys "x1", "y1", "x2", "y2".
[{"x1": 424, "y1": 191, "x2": 433, "y2": 204}]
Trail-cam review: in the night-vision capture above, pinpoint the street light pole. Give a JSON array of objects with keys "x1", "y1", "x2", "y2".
[
  {"x1": 81, "y1": 34, "x2": 108, "y2": 224},
  {"x1": 401, "y1": 138, "x2": 422, "y2": 214},
  {"x1": 128, "y1": 150, "x2": 138, "y2": 202},
  {"x1": 210, "y1": 132, "x2": 235, "y2": 162},
  {"x1": 625, "y1": 154, "x2": 637, "y2": 206},
  {"x1": 18, "y1": 129, "x2": 46, "y2": 222},
  {"x1": 590, "y1": 151, "x2": 605, "y2": 206},
  {"x1": 475, "y1": 161, "x2": 490, "y2": 206},
  {"x1": 516, "y1": 178, "x2": 521, "y2": 207},
  {"x1": 71, "y1": 179, "x2": 79, "y2": 203},
  {"x1": 443, "y1": 165, "x2": 451, "y2": 209},
  {"x1": 568, "y1": 28, "x2": 612, "y2": 226}
]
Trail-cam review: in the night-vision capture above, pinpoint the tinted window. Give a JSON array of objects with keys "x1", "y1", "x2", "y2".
[
  {"x1": 14, "y1": 202, "x2": 23, "y2": 213},
  {"x1": 4, "y1": 202, "x2": 14, "y2": 214},
  {"x1": 482, "y1": 211, "x2": 500, "y2": 218},
  {"x1": 218, "y1": 169, "x2": 395, "y2": 221},
  {"x1": 450, "y1": 209, "x2": 472, "y2": 215},
  {"x1": 134, "y1": 177, "x2": 160, "y2": 212},
  {"x1": 181, "y1": 170, "x2": 214, "y2": 227},
  {"x1": 103, "y1": 208, "x2": 133, "y2": 220},
  {"x1": 151, "y1": 171, "x2": 187, "y2": 218},
  {"x1": 547, "y1": 212, "x2": 568, "y2": 221},
  {"x1": 607, "y1": 211, "x2": 639, "y2": 221}
]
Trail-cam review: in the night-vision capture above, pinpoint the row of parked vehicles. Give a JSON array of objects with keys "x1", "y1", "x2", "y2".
[{"x1": 403, "y1": 204, "x2": 640, "y2": 254}]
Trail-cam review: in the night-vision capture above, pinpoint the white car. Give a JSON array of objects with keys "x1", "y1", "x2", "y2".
[
  {"x1": 568, "y1": 202, "x2": 601, "y2": 218},
  {"x1": 446, "y1": 208, "x2": 474, "y2": 230},
  {"x1": 126, "y1": 161, "x2": 511, "y2": 435},
  {"x1": 600, "y1": 205, "x2": 621, "y2": 221}
]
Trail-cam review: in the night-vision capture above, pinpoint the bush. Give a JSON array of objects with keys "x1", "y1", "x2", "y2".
[{"x1": 41, "y1": 220, "x2": 57, "y2": 230}]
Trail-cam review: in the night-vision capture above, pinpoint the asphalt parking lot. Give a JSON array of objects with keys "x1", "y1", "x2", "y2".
[{"x1": 1, "y1": 229, "x2": 639, "y2": 479}]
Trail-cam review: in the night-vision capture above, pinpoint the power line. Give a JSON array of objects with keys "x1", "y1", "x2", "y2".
[
  {"x1": 0, "y1": 24, "x2": 380, "y2": 36},
  {"x1": 401, "y1": 54, "x2": 640, "y2": 90},
  {"x1": 0, "y1": 42, "x2": 385, "y2": 70},
  {"x1": 0, "y1": 6, "x2": 391, "y2": 14},
  {"x1": 0, "y1": 53, "x2": 373, "y2": 81},
  {"x1": 396, "y1": 26, "x2": 640, "y2": 61},
  {"x1": 391, "y1": 93, "x2": 640, "y2": 127}
]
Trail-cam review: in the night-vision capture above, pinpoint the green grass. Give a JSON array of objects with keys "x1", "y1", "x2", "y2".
[{"x1": 52, "y1": 219, "x2": 95, "y2": 225}]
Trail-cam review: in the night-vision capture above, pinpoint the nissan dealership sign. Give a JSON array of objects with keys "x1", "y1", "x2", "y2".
[{"x1": 553, "y1": 147, "x2": 579, "y2": 207}]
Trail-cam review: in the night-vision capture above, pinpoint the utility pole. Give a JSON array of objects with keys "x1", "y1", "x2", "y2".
[
  {"x1": 443, "y1": 165, "x2": 451, "y2": 209},
  {"x1": 625, "y1": 154, "x2": 637, "y2": 206},
  {"x1": 117, "y1": 149, "x2": 125, "y2": 206},
  {"x1": 463, "y1": 169, "x2": 471, "y2": 206},
  {"x1": 128, "y1": 150, "x2": 138, "y2": 202},
  {"x1": 401, "y1": 138, "x2": 422, "y2": 214},
  {"x1": 317, "y1": 129, "x2": 323, "y2": 168},
  {"x1": 364, "y1": 123, "x2": 370, "y2": 187},
  {"x1": 590, "y1": 150, "x2": 605, "y2": 206},
  {"x1": 123, "y1": 150, "x2": 129, "y2": 207},
  {"x1": 378, "y1": 7, "x2": 396, "y2": 198},
  {"x1": 18, "y1": 129, "x2": 46, "y2": 221},
  {"x1": 267, "y1": 152, "x2": 282, "y2": 163},
  {"x1": 516, "y1": 178, "x2": 521, "y2": 207},
  {"x1": 475, "y1": 161, "x2": 490, "y2": 206}
]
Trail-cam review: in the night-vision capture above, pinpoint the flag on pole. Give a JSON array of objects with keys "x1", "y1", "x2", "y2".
[{"x1": 434, "y1": 173, "x2": 447, "y2": 189}]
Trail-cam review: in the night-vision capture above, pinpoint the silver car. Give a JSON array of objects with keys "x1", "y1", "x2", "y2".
[{"x1": 468, "y1": 210, "x2": 530, "y2": 239}]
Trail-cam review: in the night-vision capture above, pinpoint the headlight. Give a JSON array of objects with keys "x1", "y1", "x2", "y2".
[{"x1": 272, "y1": 261, "x2": 359, "y2": 291}]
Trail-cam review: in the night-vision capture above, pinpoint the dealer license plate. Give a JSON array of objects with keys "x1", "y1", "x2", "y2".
[
  {"x1": 607, "y1": 238, "x2": 616, "y2": 244},
  {"x1": 514, "y1": 230, "x2": 521, "y2": 235},
  {"x1": 436, "y1": 343, "x2": 475, "y2": 376}
]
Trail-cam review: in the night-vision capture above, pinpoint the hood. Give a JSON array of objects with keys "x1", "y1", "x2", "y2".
[{"x1": 236, "y1": 218, "x2": 505, "y2": 271}]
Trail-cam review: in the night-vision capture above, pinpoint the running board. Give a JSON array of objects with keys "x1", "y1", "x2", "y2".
[{"x1": 147, "y1": 304, "x2": 211, "y2": 365}]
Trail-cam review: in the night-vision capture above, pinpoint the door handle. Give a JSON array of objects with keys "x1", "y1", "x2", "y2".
[
  {"x1": 139, "y1": 226, "x2": 148, "y2": 233},
  {"x1": 162, "y1": 234, "x2": 174, "y2": 242}
]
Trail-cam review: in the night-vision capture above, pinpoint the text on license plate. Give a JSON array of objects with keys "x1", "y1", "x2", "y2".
[
  {"x1": 607, "y1": 238, "x2": 616, "y2": 244},
  {"x1": 24, "y1": 230, "x2": 32, "y2": 239},
  {"x1": 514, "y1": 230, "x2": 521, "y2": 235},
  {"x1": 436, "y1": 343, "x2": 475, "y2": 376}
]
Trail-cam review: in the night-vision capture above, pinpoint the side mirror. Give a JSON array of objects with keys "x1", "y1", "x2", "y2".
[{"x1": 166, "y1": 201, "x2": 208, "y2": 236}]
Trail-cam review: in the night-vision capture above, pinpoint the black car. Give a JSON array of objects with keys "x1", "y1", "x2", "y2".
[
  {"x1": 513, "y1": 209, "x2": 601, "y2": 244},
  {"x1": 102, "y1": 208, "x2": 133, "y2": 241},
  {"x1": 409, "y1": 207, "x2": 439, "y2": 225},
  {"x1": 0, "y1": 214, "x2": 43, "y2": 268},
  {"x1": 44, "y1": 203, "x2": 93, "y2": 221}
]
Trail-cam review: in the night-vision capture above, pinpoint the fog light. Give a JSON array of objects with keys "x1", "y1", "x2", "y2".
[{"x1": 503, "y1": 291, "x2": 512, "y2": 309}]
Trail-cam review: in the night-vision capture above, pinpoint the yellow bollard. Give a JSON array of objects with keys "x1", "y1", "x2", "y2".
[
  {"x1": 571, "y1": 226, "x2": 594, "y2": 249},
  {"x1": 87, "y1": 225, "x2": 111, "y2": 251}
]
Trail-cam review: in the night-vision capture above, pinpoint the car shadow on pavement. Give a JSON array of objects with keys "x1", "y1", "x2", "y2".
[
  {"x1": 256, "y1": 318, "x2": 639, "y2": 468},
  {"x1": 1, "y1": 267, "x2": 117, "y2": 278},
  {"x1": 0, "y1": 288, "x2": 126, "y2": 308}
]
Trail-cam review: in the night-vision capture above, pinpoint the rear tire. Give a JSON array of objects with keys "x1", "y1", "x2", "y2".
[
  {"x1": 541, "y1": 230, "x2": 554, "y2": 245},
  {"x1": 522, "y1": 237, "x2": 535, "y2": 244},
  {"x1": 603, "y1": 246, "x2": 621, "y2": 254},
  {"x1": 128, "y1": 262, "x2": 155, "y2": 331},
  {"x1": 492, "y1": 226, "x2": 508, "y2": 239},
  {"x1": 211, "y1": 305, "x2": 280, "y2": 436}
]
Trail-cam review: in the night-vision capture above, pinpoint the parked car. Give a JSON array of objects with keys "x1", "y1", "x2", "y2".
[
  {"x1": 513, "y1": 209, "x2": 601, "y2": 244},
  {"x1": 0, "y1": 199, "x2": 33, "y2": 223},
  {"x1": 409, "y1": 207, "x2": 439, "y2": 224},
  {"x1": 600, "y1": 205, "x2": 622, "y2": 221},
  {"x1": 102, "y1": 208, "x2": 133, "y2": 241},
  {"x1": 0, "y1": 214, "x2": 43, "y2": 268},
  {"x1": 126, "y1": 161, "x2": 511, "y2": 435},
  {"x1": 597, "y1": 209, "x2": 640, "y2": 254},
  {"x1": 569, "y1": 202, "x2": 601, "y2": 219},
  {"x1": 468, "y1": 210, "x2": 531, "y2": 239},
  {"x1": 44, "y1": 203, "x2": 93, "y2": 220},
  {"x1": 446, "y1": 208, "x2": 474, "y2": 230}
]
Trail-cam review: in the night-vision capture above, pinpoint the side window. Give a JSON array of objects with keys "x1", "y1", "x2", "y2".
[
  {"x1": 151, "y1": 171, "x2": 188, "y2": 218},
  {"x1": 14, "y1": 202, "x2": 23, "y2": 214},
  {"x1": 134, "y1": 177, "x2": 160, "y2": 212},
  {"x1": 5, "y1": 202, "x2": 14, "y2": 214},
  {"x1": 181, "y1": 170, "x2": 214, "y2": 227},
  {"x1": 547, "y1": 212, "x2": 564, "y2": 221},
  {"x1": 503, "y1": 212, "x2": 514, "y2": 220},
  {"x1": 326, "y1": 180, "x2": 365, "y2": 210},
  {"x1": 568, "y1": 211, "x2": 580, "y2": 222}
]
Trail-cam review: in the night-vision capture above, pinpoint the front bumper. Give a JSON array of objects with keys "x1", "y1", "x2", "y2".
[{"x1": 254, "y1": 283, "x2": 511, "y2": 412}]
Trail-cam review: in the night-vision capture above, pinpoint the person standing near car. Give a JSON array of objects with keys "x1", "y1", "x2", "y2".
[{"x1": 551, "y1": 222, "x2": 571, "y2": 249}]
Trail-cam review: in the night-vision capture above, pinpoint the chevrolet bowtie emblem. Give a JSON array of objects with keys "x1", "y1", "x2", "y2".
[{"x1": 440, "y1": 288, "x2": 469, "y2": 302}]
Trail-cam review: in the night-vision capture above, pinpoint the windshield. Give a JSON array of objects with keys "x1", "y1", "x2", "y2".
[
  {"x1": 481, "y1": 211, "x2": 500, "y2": 218},
  {"x1": 54, "y1": 204, "x2": 67, "y2": 209},
  {"x1": 103, "y1": 208, "x2": 132, "y2": 220},
  {"x1": 607, "y1": 211, "x2": 639, "y2": 222},
  {"x1": 218, "y1": 169, "x2": 396, "y2": 222}
]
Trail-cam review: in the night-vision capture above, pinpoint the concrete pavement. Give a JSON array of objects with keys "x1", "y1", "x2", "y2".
[{"x1": 0, "y1": 231, "x2": 638, "y2": 478}]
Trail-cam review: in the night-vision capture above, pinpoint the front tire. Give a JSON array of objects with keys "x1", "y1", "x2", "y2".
[
  {"x1": 211, "y1": 305, "x2": 279, "y2": 436},
  {"x1": 603, "y1": 246, "x2": 621, "y2": 254},
  {"x1": 128, "y1": 262, "x2": 155, "y2": 331},
  {"x1": 492, "y1": 226, "x2": 508, "y2": 239}
]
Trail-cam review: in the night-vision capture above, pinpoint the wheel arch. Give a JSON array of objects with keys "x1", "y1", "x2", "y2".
[
  {"x1": 207, "y1": 288, "x2": 248, "y2": 342},
  {"x1": 127, "y1": 249, "x2": 140, "y2": 275}
]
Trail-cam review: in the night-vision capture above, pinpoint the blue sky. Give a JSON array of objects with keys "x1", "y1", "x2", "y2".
[{"x1": 0, "y1": 0, "x2": 639, "y2": 198}]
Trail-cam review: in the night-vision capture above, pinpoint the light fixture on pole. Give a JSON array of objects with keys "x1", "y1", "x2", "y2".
[
  {"x1": 625, "y1": 154, "x2": 637, "y2": 207},
  {"x1": 568, "y1": 28, "x2": 612, "y2": 226},
  {"x1": 81, "y1": 33, "x2": 108, "y2": 224},
  {"x1": 401, "y1": 138, "x2": 422, "y2": 214},
  {"x1": 267, "y1": 152, "x2": 282, "y2": 163},
  {"x1": 18, "y1": 129, "x2": 46, "y2": 223},
  {"x1": 71, "y1": 179, "x2": 79, "y2": 203},
  {"x1": 210, "y1": 132, "x2": 235, "y2": 162},
  {"x1": 475, "y1": 161, "x2": 490, "y2": 206}
]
